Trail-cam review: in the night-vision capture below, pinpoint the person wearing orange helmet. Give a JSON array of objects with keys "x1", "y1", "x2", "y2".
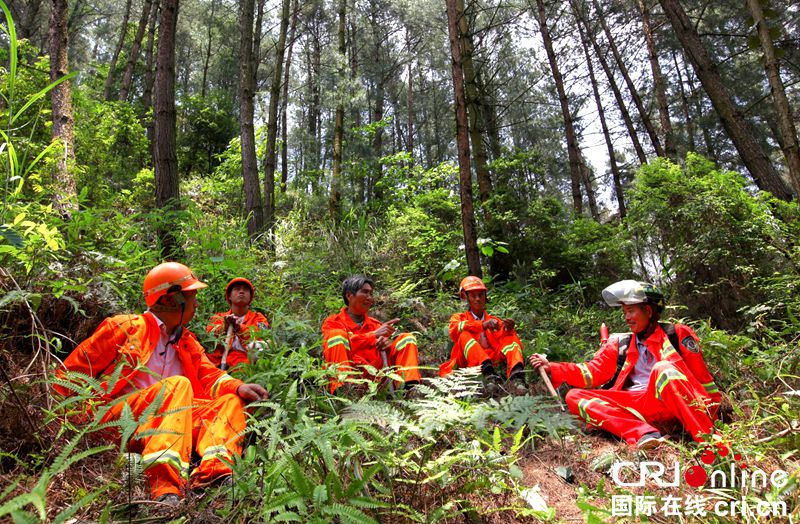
[
  {"x1": 439, "y1": 276, "x2": 527, "y2": 396},
  {"x1": 529, "y1": 280, "x2": 720, "y2": 450},
  {"x1": 54, "y1": 262, "x2": 268, "y2": 505},
  {"x1": 206, "y1": 277, "x2": 270, "y2": 371},
  {"x1": 321, "y1": 275, "x2": 422, "y2": 395}
]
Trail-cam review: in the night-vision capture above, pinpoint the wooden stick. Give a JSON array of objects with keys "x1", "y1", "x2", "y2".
[
  {"x1": 539, "y1": 367, "x2": 565, "y2": 412},
  {"x1": 380, "y1": 349, "x2": 396, "y2": 397},
  {"x1": 220, "y1": 324, "x2": 235, "y2": 371}
]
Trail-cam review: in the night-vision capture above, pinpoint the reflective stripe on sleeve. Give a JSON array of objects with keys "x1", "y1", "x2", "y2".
[
  {"x1": 211, "y1": 374, "x2": 236, "y2": 397},
  {"x1": 577, "y1": 363, "x2": 593, "y2": 388},
  {"x1": 326, "y1": 335, "x2": 351, "y2": 351}
]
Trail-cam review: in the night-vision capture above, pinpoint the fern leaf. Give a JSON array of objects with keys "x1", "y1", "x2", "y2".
[{"x1": 321, "y1": 502, "x2": 378, "y2": 524}]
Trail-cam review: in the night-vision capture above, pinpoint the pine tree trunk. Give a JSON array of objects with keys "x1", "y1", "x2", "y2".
[
  {"x1": 747, "y1": 0, "x2": 800, "y2": 197},
  {"x1": 142, "y1": 0, "x2": 159, "y2": 147},
  {"x1": 579, "y1": 19, "x2": 626, "y2": 218},
  {"x1": 638, "y1": 0, "x2": 675, "y2": 158},
  {"x1": 263, "y1": 0, "x2": 291, "y2": 232},
  {"x1": 153, "y1": 0, "x2": 181, "y2": 257},
  {"x1": 593, "y1": 0, "x2": 664, "y2": 157},
  {"x1": 406, "y1": 29, "x2": 415, "y2": 160},
  {"x1": 306, "y1": 28, "x2": 322, "y2": 176},
  {"x1": 659, "y1": 0, "x2": 792, "y2": 200},
  {"x1": 575, "y1": 6, "x2": 648, "y2": 166},
  {"x1": 199, "y1": 0, "x2": 216, "y2": 99},
  {"x1": 457, "y1": 0, "x2": 492, "y2": 210},
  {"x1": 330, "y1": 0, "x2": 346, "y2": 220},
  {"x1": 280, "y1": 0, "x2": 298, "y2": 193},
  {"x1": 9, "y1": 0, "x2": 44, "y2": 44},
  {"x1": 446, "y1": 0, "x2": 481, "y2": 277},
  {"x1": 580, "y1": 156, "x2": 599, "y2": 220},
  {"x1": 535, "y1": 0, "x2": 583, "y2": 214},
  {"x1": 477, "y1": 70, "x2": 502, "y2": 161},
  {"x1": 673, "y1": 49, "x2": 695, "y2": 152},
  {"x1": 239, "y1": 0, "x2": 264, "y2": 236},
  {"x1": 49, "y1": 0, "x2": 77, "y2": 215},
  {"x1": 119, "y1": 0, "x2": 153, "y2": 102},
  {"x1": 103, "y1": 0, "x2": 132, "y2": 100}
]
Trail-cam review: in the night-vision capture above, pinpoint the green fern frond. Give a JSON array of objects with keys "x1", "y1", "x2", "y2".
[{"x1": 321, "y1": 502, "x2": 379, "y2": 524}]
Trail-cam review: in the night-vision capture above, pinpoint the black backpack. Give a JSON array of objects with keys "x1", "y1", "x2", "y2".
[{"x1": 600, "y1": 323, "x2": 680, "y2": 390}]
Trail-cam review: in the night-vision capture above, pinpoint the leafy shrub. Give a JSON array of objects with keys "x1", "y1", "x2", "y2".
[{"x1": 626, "y1": 153, "x2": 796, "y2": 331}]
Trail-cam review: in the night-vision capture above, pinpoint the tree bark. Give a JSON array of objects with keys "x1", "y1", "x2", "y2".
[
  {"x1": 153, "y1": 0, "x2": 181, "y2": 257},
  {"x1": 119, "y1": 0, "x2": 153, "y2": 102},
  {"x1": 580, "y1": 157, "x2": 599, "y2": 220},
  {"x1": 239, "y1": 0, "x2": 264, "y2": 236},
  {"x1": 747, "y1": 0, "x2": 800, "y2": 197},
  {"x1": 199, "y1": 0, "x2": 216, "y2": 98},
  {"x1": 280, "y1": 0, "x2": 298, "y2": 193},
  {"x1": 263, "y1": 0, "x2": 291, "y2": 232},
  {"x1": 575, "y1": 5, "x2": 648, "y2": 166},
  {"x1": 457, "y1": 0, "x2": 492, "y2": 211},
  {"x1": 638, "y1": 0, "x2": 675, "y2": 158},
  {"x1": 142, "y1": 0, "x2": 159, "y2": 144},
  {"x1": 49, "y1": 0, "x2": 77, "y2": 215},
  {"x1": 579, "y1": 18, "x2": 626, "y2": 218},
  {"x1": 406, "y1": 28, "x2": 415, "y2": 160},
  {"x1": 535, "y1": 0, "x2": 583, "y2": 214},
  {"x1": 446, "y1": 0, "x2": 481, "y2": 277},
  {"x1": 673, "y1": 49, "x2": 695, "y2": 152},
  {"x1": 593, "y1": 0, "x2": 664, "y2": 157},
  {"x1": 103, "y1": 0, "x2": 132, "y2": 100},
  {"x1": 9, "y1": 0, "x2": 45, "y2": 45},
  {"x1": 658, "y1": 0, "x2": 791, "y2": 200},
  {"x1": 330, "y1": 0, "x2": 346, "y2": 220}
]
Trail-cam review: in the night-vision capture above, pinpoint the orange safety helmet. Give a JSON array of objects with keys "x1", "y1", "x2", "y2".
[
  {"x1": 459, "y1": 276, "x2": 487, "y2": 299},
  {"x1": 143, "y1": 262, "x2": 207, "y2": 307},
  {"x1": 225, "y1": 277, "x2": 254, "y2": 304}
]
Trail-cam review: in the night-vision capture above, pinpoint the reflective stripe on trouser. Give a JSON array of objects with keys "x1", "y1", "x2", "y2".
[
  {"x1": 102, "y1": 376, "x2": 246, "y2": 498},
  {"x1": 188, "y1": 393, "x2": 246, "y2": 488},
  {"x1": 323, "y1": 330, "x2": 421, "y2": 392},
  {"x1": 387, "y1": 333, "x2": 422, "y2": 385},
  {"x1": 564, "y1": 361, "x2": 716, "y2": 445},
  {"x1": 440, "y1": 331, "x2": 524, "y2": 377},
  {"x1": 102, "y1": 376, "x2": 193, "y2": 498}
]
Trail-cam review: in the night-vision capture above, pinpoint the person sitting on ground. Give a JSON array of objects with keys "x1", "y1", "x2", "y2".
[
  {"x1": 206, "y1": 277, "x2": 270, "y2": 371},
  {"x1": 53, "y1": 262, "x2": 268, "y2": 505},
  {"x1": 529, "y1": 279, "x2": 721, "y2": 449},
  {"x1": 321, "y1": 275, "x2": 421, "y2": 394},
  {"x1": 439, "y1": 276, "x2": 527, "y2": 396}
]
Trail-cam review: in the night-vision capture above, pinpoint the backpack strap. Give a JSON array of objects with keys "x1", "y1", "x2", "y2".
[
  {"x1": 601, "y1": 334, "x2": 631, "y2": 390},
  {"x1": 600, "y1": 324, "x2": 680, "y2": 390},
  {"x1": 659, "y1": 322, "x2": 681, "y2": 355}
]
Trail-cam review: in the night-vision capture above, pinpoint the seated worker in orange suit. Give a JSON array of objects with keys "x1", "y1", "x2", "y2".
[
  {"x1": 206, "y1": 277, "x2": 269, "y2": 371},
  {"x1": 439, "y1": 276, "x2": 527, "y2": 396},
  {"x1": 530, "y1": 280, "x2": 720, "y2": 449},
  {"x1": 321, "y1": 275, "x2": 422, "y2": 394},
  {"x1": 53, "y1": 262, "x2": 268, "y2": 505}
]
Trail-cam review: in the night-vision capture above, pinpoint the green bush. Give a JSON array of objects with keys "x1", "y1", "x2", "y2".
[{"x1": 626, "y1": 153, "x2": 796, "y2": 331}]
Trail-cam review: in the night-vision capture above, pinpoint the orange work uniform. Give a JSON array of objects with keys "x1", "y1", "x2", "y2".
[
  {"x1": 439, "y1": 310, "x2": 525, "y2": 377},
  {"x1": 54, "y1": 312, "x2": 246, "y2": 498},
  {"x1": 206, "y1": 310, "x2": 269, "y2": 370},
  {"x1": 321, "y1": 308, "x2": 421, "y2": 393},
  {"x1": 550, "y1": 324, "x2": 720, "y2": 444}
]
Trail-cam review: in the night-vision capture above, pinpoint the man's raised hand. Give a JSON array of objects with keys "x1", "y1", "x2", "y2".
[{"x1": 374, "y1": 318, "x2": 400, "y2": 338}]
